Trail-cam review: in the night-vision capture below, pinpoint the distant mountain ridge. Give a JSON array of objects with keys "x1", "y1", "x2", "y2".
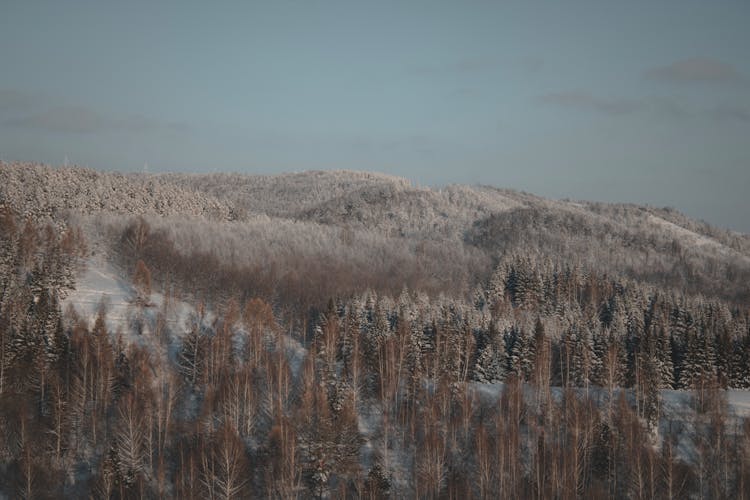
[
  {"x1": 0, "y1": 162, "x2": 235, "y2": 220},
  {"x1": 2, "y1": 161, "x2": 749, "y2": 303}
]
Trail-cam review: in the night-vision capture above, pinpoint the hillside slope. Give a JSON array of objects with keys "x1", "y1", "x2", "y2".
[
  {"x1": 2, "y1": 162, "x2": 749, "y2": 303},
  {"x1": 3, "y1": 161, "x2": 750, "y2": 499}
]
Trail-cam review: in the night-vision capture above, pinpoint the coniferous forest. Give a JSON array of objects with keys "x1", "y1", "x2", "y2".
[{"x1": 1, "y1": 162, "x2": 750, "y2": 498}]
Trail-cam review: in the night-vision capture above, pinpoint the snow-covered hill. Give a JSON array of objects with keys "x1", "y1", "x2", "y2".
[{"x1": 4, "y1": 161, "x2": 749, "y2": 304}]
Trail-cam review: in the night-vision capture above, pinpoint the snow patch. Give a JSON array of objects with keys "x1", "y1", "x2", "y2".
[{"x1": 647, "y1": 214, "x2": 746, "y2": 260}]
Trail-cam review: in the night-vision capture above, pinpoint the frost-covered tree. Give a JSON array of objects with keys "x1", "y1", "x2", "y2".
[
  {"x1": 132, "y1": 260, "x2": 152, "y2": 306},
  {"x1": 179, "y1": 309, "x2": 209, "y2": 388}
]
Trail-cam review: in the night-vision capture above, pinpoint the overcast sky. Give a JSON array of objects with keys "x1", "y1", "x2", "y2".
[{"x1": 1, "y1": 1, "x2": 748, "y2": 232}]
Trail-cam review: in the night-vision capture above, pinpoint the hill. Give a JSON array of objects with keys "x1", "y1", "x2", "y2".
[
  {"x1": 2, "y1": 161, "x2": 750, "y2": 498},
  {"x1": 6, "y1": 162, "x2": 747, "y2": 303}
]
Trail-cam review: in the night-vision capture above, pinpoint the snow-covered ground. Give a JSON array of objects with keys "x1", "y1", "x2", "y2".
[
  {"x1": 726, "y1": 389, "x2": 750, "y2": 417},
  {"x1": 63, "y1": 261, "x2": 134, "y2": 327},
  {"x1": 66, "y1": 260, "x2": 750, "y2": 425},
  {"x1": 63, "y1": 257, "x2": 309, "y2": 373},
  {"x1": 471, "y1": 381, "x2": 750, "y2": 426},
  {"x1": 647, "y1": 214, "x2": 750, "y2": 263},
  {"x1": 65, "y1": 259, "x2": 750, "y2": 478},
  {"x1": 661, "y1": 388, "x2": 750, "y2": 420},
  {"x1": 64, "y1": 258, "x2": 196, "y2": 340}
]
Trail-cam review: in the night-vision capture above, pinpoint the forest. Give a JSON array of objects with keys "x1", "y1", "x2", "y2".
[{"x1": 1, "y1": 162, "x2": 750, "y2": 498}]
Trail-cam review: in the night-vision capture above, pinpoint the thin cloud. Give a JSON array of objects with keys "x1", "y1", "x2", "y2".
[
  {"x1": 539, "y1": 89, "x2": 748, "y2": 124},
  {"x1": 515, "y1": 56, "x2": 544, "y2": 74},
  {"x1": 407, "y1": 56, "x2": 544, "y2": 76},
  {"x1": 645, "y1": 58, "x2": 745, "y2": 84},
  {"x1": 538, "y1": 91, "x2": 643, "y2": 115},
  {"x1": 709, "y1": 104, "x2": 750, "y2": 123},
  {"x1": 4, "y1": 103, "x2": 189, "y2": 135},
  {"x1": 407, "y1": 57, "x2": 499, "y2": 75},
  {"x1": 0, "y1": 89, "x2": 47, "y2": 113}
]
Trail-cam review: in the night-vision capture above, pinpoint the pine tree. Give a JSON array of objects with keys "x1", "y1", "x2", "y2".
[
  {"x1": 740, "y1": 329, "x2": 750, "y2": 388},
  {"x1": 506, "y1": 326, "x2": 522, "y2": 377},
  {"x1": 656, "y1": 325, "x2": 675, "y2": 389},
  {"x1": 473, "y1": 343, "x2": 504, "y2": 384},
  {"x1": 560, "y1": 323, "x2": 595, "y2": 388},
  {"x1": 680, "y1": 325, "x2": 716, "y2": 390},
  {"x1": 486, "y1": 264, "x2": 507, "y2": 310},
  {"x1": 364, "y1": 461, "x2": 392, "y2": 498},
  {"x1": 441, "y1": 321, "x2": 469, "y2": 388},
  {"x1": 179, "y1": 313, "x2": 208, "y2": 388},
  {"x1": 574, "y1": 324, "x2": 595, "y2": 388},
  {"x1": 729, "y1": 330, "x2": 750, "y2": 388},
  {"x1": 714, "y1": 326, "x2": 732, "y2": 388},
  {"x1": 300, "y1": 384, "x2": 362, "y2": 498},
  {"x1": 405, "y1": 320, "x2": 425, "y2": 400},
  {"x1": 532, "y1": 317, "x2": 550, "y2": 390},
  {"x1": 339, "y1": 302, "x2": 360, "y2": 379},
  {"x1": 592, "y1": 328, "x2": 608, "y2": 387}
]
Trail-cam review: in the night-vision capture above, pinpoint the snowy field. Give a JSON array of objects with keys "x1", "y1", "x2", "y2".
[
  {"x1": 54, "y1": 258, "x2": 750, "y2": 496},
  {"x1": 63, "y1": 258, "x2": 309, "y2": 374},
  {"x1": 63, "y1": 258, "x2": 194, "y2": 338},
  {"x1": 67, "y1": 259, "x2": 750, "y2": 424}
]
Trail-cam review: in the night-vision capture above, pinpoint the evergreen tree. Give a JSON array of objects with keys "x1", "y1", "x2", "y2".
[
  {"x1": 179, "y1": 313, "x2": 208, "y2": 387},
  {"x1": 473, "y1": 325, "x2": 506, "y2": 384},
  {"x1": 729, "y1": 330, "x2": 750, "y2": 388},
  {"x1": 656, "y1": 325, "x2": 675, "y2": 389},
  {"x1": 486, "y1": 263, "x2": 507, "y2": 310}
]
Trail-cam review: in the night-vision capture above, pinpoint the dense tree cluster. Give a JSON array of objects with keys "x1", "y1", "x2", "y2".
[
  {"x1": 2, "y1": 229, "x2": 750, "y2": 497},
  {"x1": 469, "y1": 206, "x2": 750, "y2": 304},
  {"x1": 160, "y1": 169, "x2": 413, "y2": 220},
  {"x1": 109, "y1": 216, "x2": 487, "y2": 317},
  {"x1": 2, "y1": 163, "x2": 750, "y2": 498},
  {"x1": 5, "y1": 162, "x2": 749, "y2": 304},
  {"x1": 0, "y1": 162, "x2": 236, "y2": 221},
  {"x1": 114, "y1": 216, "x2": 750, "y2": 393}
]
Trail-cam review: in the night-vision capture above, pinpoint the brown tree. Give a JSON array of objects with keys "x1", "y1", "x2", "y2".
[{"x1": 133, "y1": 259, "x2": 152, "y2": 306}]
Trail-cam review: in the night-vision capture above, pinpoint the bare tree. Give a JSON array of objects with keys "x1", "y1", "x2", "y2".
[
  {"x1": 133, "y1": 259, "x2": 152, "y2": 306},
  {"x1": 199, "y1": 425, "x2": 250, "y2": 500}
]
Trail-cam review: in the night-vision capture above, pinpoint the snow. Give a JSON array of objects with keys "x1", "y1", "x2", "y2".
[
  {"x1": 648, "y1": 214, "x2": 714, "y2": 246},
  {"x1": 357, "y1": 403, "x2": 383, "y2": 471},
  {"x1": 63, "y1": 258, "x2": 308, "y2": 373},
  {"x1": 63, "y1": 258, "x2": 194, "y2": 344},
  {"x1": 727, "y1": 389, "x2": 750, "y2": 417},
  {"x1": 63, "y1": 260, "x2": 135, "y2": 327},
  {"x1": 285, "y1": 338, "x2": 308, "y2": 377},
  {"x1": 66, "y1": 257, "x2": 750, "y2": 427},
  {"x1": 470, "y1": 380, "x2": 750, "y2": 467},
  {"x1": 647, "y1": 214, "x2": 750, "y2": 263},
  {"x1": 63, "y1": 259, "x2": 750, "y2": 487}
]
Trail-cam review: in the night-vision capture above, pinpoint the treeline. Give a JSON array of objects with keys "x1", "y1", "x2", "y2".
[
  {"x1": 7, "y1": 162, "x2": 750, "y2": 306},
  {"x1": 115, "y1": 216, "x2": 750, "y2": 393},
  {"x1": 468, "y1": 206, "x2": 750, "y2": 304},
  {"x1": 2, "y1": 266, "x2": 750, "y2": 497},
  {"x1": 2, "y1": 206, "x2": 750, "y2": 498},
  {"x1": 113, "y1": 216, "x2": 486, "y2": 316},
  {"x1": 0, "y1": 162, "x2": 236, "y2": 221}
]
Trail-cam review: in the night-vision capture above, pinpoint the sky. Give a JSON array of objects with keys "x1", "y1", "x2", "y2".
[{"x1": 1, "y1": 1, "x2": 748, "y2": 232}]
